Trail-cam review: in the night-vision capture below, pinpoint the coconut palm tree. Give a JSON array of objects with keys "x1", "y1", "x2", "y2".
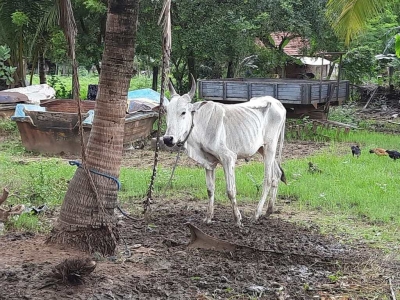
[
  {"x1": 326, "y1": 0, "x2": 389, "y2": 46},
  {"x1": 47, "y1": 0, "x2": 139, "y2": 255}
]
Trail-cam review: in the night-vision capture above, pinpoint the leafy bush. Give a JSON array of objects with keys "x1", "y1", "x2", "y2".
[
  {"x1": 47, "y1": 75, "x2": 72, "y2": 98},
  {"x1": 328, "y1": 105, "x2": 359, "y2": 126},
  {"x1": 342, "y1": 46, "x2": 376, "y2": 84},
  {"x1": 0, "y1": 45, "x2": 17, "y2": 85},
  {"x1": 0, "y1": 119, "x2": 18, "y2": 135}
]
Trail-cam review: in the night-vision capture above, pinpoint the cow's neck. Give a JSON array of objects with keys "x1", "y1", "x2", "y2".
[{"x1": 177, "y1": 111, "x2": 195, "y2": 147}]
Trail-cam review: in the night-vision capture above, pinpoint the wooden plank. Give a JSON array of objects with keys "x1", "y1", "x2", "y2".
[
  {"x1": 226, "y1": 82, "x2": 249, "y2": 99},
  {"x1": 201, "y1": 82, "x2": 223, "y2": 99},
  {"x1": 198, "y1": 81, "x2": 203, "y2": 98},
  {"x1": 250, "y1": 83, "x2": 275, "y2": 97},
  {"x1": 277, "y1": 84, "x2": 302, "y2": 100},
  {"x1": 223, "y1": 82, "x2": 227, "y2": 101},
  {"x1": 198, "y1": 79, "x2": 350, "y2": 104}
]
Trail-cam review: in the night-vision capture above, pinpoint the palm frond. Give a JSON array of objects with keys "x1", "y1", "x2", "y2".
[
  {"x1": 158, "y1": 0, "x2": 171, "y2": 71},
  {"x1": 326, "y1": 0, "x2": 389, "y2": 46},
  {"x1": 57, "y1": 0, "x2": 77, "y2": 60},
  {"x1": 29, "y1": 3, "x2": 59, "y2": 54}
]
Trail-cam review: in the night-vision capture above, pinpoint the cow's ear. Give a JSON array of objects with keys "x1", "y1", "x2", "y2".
[{"x1": 191, "y1": 101, "x2": 207, "y2": 112}]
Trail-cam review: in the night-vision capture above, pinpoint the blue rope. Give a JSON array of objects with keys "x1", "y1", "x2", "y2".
[{"x1": 69, "y1": 160, "x2": 121, "y2": 190}]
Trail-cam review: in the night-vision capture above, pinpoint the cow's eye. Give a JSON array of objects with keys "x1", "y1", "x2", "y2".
[{"x1": 181, "y1": 111, "x2": 186, "y2": 116}]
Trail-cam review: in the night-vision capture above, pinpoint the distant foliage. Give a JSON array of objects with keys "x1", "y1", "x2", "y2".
[
  {"x1": 0, "y1": 45, "x2": 17, "y2": 85},
  {"x1": 342, "y1": 46, "x2": 376, "y2": 84},
  {"x1": 47, "y1": 75, "x2": 72, "y2": 99}
]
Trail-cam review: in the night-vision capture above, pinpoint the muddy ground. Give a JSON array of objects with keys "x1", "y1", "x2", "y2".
[
  {"x1": 0, "y1": 202, "x2": 399, "y2": 300},
  {"x1": 0, "y1": 141, "x2": 399, "y2": 299},
  {"x1": 120, "y1": 140, "x2": 327, "y2": 169}
]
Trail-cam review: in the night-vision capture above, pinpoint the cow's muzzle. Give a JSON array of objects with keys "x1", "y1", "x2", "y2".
[{"x1": 163, "y1": 135, "x2": 175, "y2": 147}]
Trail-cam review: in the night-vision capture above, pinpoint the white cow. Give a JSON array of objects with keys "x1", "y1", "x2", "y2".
[{"x1": 163, "y1": 79, "x2": 287, "y2": 227}]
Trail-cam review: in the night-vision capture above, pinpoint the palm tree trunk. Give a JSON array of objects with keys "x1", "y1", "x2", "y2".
[
  {"x1": 226, "y1": 60, "x2": 234, "y2": 78},
  {"x1": 39, "y1": 51, "x2": 46, "y2": 84},
  {"x1": 18, "y1": 29, "x2": 26, "y2": 87},
  {"x1": 48, "y1": 0, "x2": 139, "y2": 255},
  {"x1": 152, "y1": 65, "x2": 159, "y2": 91}
]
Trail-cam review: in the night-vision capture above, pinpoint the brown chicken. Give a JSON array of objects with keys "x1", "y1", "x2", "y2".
[{"x1": 369, "y1": 148, "x2": 388, "y2": 156}]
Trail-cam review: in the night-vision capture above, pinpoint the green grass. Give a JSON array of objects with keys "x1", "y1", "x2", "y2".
[
  {"x1": 6, "y1": 213, "x2": 48, "y2": 233},
  {"x1": 1, "y1": 116, "x2": 400, "y2": 237},
  {"x1": 29, "y1": 74, "x2": 154, "y2": 99},
  {"x1": 280, "y1": 148, "x2": 400, "y2": 224},
  {"x1": 118, "y1": 128, "x2": 400, "y2": 227},
  {"x1": 117, "y1": 145, "x2": 400, "y2": 226},
  {"x1": 0, "y1": 155, "x2": 73, "y2": 208}
]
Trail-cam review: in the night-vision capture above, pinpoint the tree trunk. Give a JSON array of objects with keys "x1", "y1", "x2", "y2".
[
  {"x1": 39, "y1": 51, "x2": 46, "y2": 84},
  {"x1": 18, "y1": 29, "x2": 26, "y2": 87},
  {"x1": 152, "y1": 65, "x2": 158, "y2": 91},
  {"x1": 187, "y1": 50, "x2": 196, "y2": 83},
  {"x1": 47, "y1": 0, "x2": 139, "y2": 255},
  {"x1": 95, "y1": 63, "x2": 101, "y2": 75},
  {"x1": 29, "y1": 51, "x2": 39, "y2": 86},
  {"x1": 226, "y1": 60, "x2": 234, "y2": 78}
]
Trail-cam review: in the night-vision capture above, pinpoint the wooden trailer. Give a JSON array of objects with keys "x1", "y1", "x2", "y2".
[{"x1": 198, "y1": 78, "x2": 350, "y2": 119}]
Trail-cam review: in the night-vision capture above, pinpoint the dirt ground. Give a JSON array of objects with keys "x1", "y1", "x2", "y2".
[
  {"x1": 121, "y1": 140, "x2": 327, "y2": 169},
  {"x1": 1, "y1": 141, "x2": 399, "y2": 299},
  {"x1": 0, "y1": 201, "x2": 399, "y2": 300}
]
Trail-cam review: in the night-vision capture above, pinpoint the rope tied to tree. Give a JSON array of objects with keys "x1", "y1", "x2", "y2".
[
  {"x1": 143, "y1": 0, "x2": 172, "y2": 215},
  {"x1": 58, "y1": 0, "x2": 117, "y2": 247},
  {"x1": 69, "y1": 160, "x2": 121, "y2": 190}
]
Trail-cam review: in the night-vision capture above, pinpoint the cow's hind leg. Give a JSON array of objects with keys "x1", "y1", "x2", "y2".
[
  {"x1": 266, "y1": 161, "x2": 282, "y2": 214},
  {"x1": 254, "y1": 145, "x2": 275, "y2": 221},
  {"x1": 204, "y1": 168, "x2": 216, "y2": 224},
  {"x1": 220, "y1": 152, "x2": 242, "y2": 227}
]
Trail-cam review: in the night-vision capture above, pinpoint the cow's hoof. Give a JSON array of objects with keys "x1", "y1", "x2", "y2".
[
  {"x1": 250, "y1": 215, "x2": 260, "y2": 223},
  {"x1": 203, "y1": 217, "x2": 213, "y2": 224},
  {"x1": 265, "y1": 209, "x2": 274, "y2": 217}
]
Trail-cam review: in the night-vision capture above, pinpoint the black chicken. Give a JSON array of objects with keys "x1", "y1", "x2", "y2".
[
  {"x1": 351, "y1": 145, "x2": 361, "y2": 158},
  {"x1": 308, "y1": 162, "x2": 322, "y2": 174},
  {"x1": 386, "y1": 150, "x2": 400, "y2": 160}
]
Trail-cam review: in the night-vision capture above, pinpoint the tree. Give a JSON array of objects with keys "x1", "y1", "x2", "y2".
[
  {"x1": 0, "y1": 1, "x2": 43, "y2": 86},
  {"x1": 48, "y1": 0, "x2": 139, "y2": 255},
  {"x1": 74, "y1": 0, "x2": 107, "y2": 73},
  {"x1": 326, "y1": 0, "x2": 389, "y2": 46}
]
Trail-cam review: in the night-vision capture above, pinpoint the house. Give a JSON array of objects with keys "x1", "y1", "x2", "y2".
[{"x1": 265, "y1": 32, "x2": 332, "y2": 79}]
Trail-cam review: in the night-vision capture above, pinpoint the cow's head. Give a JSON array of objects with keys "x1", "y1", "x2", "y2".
[{"x1": 163, "y1": 75, "x2": 204, "y2": 148}]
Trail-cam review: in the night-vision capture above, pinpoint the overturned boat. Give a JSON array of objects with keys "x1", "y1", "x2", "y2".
[{"x1": 11, "y1": 96, "x2": 159, "y2": 155}]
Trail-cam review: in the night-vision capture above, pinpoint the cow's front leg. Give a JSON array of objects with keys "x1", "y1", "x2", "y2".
[
  {"x1": 221, "y1": 155, "x2": 242, "y2": 227},
  {"x1": 204, "y1": 168, "x2": 216, "y2": 224}
]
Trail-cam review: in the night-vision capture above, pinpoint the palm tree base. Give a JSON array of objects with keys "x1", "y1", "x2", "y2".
[{"x1": 47, "y1": 225, "x2": 119, "y2": 256}]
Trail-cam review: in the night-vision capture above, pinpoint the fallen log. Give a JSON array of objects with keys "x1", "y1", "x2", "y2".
[
  {"x1": 186, "y1": 223, "x2": 334, "y2": 260},
  {"x1": 0, "y1": 188, "x2": 9, "y2": 206},
  {"x1": 0, "y1": 188, "x2": 25, "y2": 222}
]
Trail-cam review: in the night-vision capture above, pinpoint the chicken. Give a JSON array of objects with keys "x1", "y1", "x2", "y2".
[
  {"x1": 386, "y1": 150, "x2": 400, "y2": 160},
  {"x1": 369, "y1": 148, "x2": 388, "y2": 156},
  {"x1": 308, "y1": 162, "x2": 322, "y2": 174},
  {"x1": 351, "y1": 145, "x2": 361, "y2": 158}
]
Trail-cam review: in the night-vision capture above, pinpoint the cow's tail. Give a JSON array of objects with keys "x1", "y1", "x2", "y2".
[{"x1": 277, "y1": 119, "x2": 286, "y2": 184}]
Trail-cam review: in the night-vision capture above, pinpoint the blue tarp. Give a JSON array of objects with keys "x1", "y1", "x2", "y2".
[
  {"x1": 11, "y1": 104, "x2": 46, "y2": 120},
  {"x1": 127, "y1": 88, "x2": 169, "y2": 105},
  {"x1": 11, "y1": 103, "x2": 94, "y2": 125}
]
